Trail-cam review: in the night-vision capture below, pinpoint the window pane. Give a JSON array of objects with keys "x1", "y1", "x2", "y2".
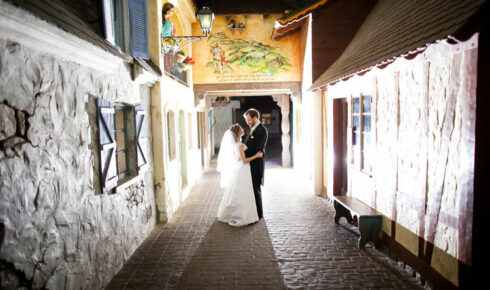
[
  {"x1": 362, "y1": 152, "x2": 371, "y2": 171},
  {"x1": 363, "y1": 115, "x2": 371, "y2": 132},
  {"x1": 353, "y1": 97, "x2": 360, "y2": 114},
  {"x1": 118, "y1": 152, "x2": 126, "y2": 173},
  {"x1": 113, "y1": 0, "x2": 125, "y2": 49},
  {"x1": 353, "y1": 147, "x2": 360, "y2": 167},
  {"x1": 262, "y1": 113, "x2": 271, "y2": 125},
  {"x1": 116, "y1": 109, "x2": 124, "y2": 129},
  {"x1": 363, "y1": 95, "x2": 371, "y2": 113},
  {"x1": 353, "y1": 132, "x2": 360, "y2": 146},
  {"x1": 362, "y1": 133, "x2": 370, "y2": 149},
  {"x1": 117, "y1": 131, "x2": 126, "y2": 151},
  {"x1": 353, "y1": 115, "x2": 360, "y2": 131}
]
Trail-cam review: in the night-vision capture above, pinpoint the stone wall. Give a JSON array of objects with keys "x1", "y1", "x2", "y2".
[{"x1": 0, "y1": 38, "x2": 156, "y2": 289}]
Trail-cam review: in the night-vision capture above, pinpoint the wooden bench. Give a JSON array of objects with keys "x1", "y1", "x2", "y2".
[{"x1": 333, "y1": 196, "x2": 382, "y2": 249}]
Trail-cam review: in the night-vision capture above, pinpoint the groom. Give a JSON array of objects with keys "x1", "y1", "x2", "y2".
[{"x1": 244, "y1": 108, "x2": 268, "y2": 219}]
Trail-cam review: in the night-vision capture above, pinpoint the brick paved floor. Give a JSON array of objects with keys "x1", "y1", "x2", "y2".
[{"x1": 106, "y1": 165, "x2": 422, "y2": 290}]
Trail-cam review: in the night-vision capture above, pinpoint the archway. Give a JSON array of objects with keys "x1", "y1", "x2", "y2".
[
  {"x1": 231, "y1": 96, "x2": 283, "y2": 167},
  {"x1": 194, "y1": 81, "x2": 300, "y2": 168}
]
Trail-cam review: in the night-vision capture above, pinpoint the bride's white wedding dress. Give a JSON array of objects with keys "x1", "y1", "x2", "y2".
[{"x1": 217, "y1": 133, "x2": 259, "y2": 227}]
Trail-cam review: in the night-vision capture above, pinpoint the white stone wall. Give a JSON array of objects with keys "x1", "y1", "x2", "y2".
[
  {"x1": 0, "y1": 38, "x2": 156, "y2": 289},
  {"x1": 397, "y1": 63, "x2": 428, "y2": 235},
  {"x1": 374, "y1": 72, "x2": 398, "y2": 219}
]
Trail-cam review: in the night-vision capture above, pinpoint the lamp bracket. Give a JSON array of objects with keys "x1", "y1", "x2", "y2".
[{"x1": 161, "y1": 35, "x2": 207, "y2": 55}]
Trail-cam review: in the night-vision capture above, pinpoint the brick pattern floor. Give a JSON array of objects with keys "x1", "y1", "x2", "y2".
[{"x1": 106, "y1": 165, "x2": 422, "y2": 290}]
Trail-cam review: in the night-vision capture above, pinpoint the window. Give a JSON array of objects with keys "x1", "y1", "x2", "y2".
[
  {"x1": 187, "y1": 113, "x2": 193, "y2": 149},
  {"x1": 115, "y1": 107, "x2": 129, "y2": 179},
  {"x1": 351, "y1": 95, "x2": 372, "y2": 172},
  {"x1": 167, "y1": 111, "x2": 176, "y2": 160},
  {"x1": 113, "y1": 0, "x2": 128, "y2": 51},
  {"x1": 96, "y1": 99, "x2": 147, "y2": 193},
  {"x1": 197, "y1": 112, "x2": 205, "y2": 150},
  {"x1": 102, "y1": 0, "x2": 149, "y2": 59},
  {"x1": 262, "y1": 113, "x2": 272, "y2": 125}
]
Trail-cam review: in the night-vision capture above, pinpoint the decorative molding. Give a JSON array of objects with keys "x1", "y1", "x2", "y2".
[
  {"x1": 0, "y1": 1, "x2": 123, "y2": 73},
  {"x1": 194, "y1": 81, "x2": 302, "y2": 98}
]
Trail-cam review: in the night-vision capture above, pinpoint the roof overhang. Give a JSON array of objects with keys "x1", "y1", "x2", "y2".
[
  {"x1": 309, "y1": 0, "x2": 486, "y2": 91},
  {"x1": 272, "y1": 0, "x2": 328, "y2": 40}
]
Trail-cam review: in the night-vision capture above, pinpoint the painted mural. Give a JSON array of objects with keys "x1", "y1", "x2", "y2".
[{"x1": 192, "y1": 14, "x2": 301, "y2": 84}]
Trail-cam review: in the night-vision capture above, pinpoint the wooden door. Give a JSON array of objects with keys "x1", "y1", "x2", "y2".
[{"x1": 333, "y1": 98, "x2": 348, "y2": 196}]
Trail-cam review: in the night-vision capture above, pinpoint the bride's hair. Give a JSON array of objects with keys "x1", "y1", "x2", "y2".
[{"x1": 229, "y1": 124, "x2": 242, "y2": 141}]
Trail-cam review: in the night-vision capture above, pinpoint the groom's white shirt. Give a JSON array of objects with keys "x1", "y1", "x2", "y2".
[{"x1": 250, "y1": 121, "x2": 261, "y2": 135}]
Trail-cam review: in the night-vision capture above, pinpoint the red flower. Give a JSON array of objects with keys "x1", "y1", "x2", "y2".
[{"x1": 183, "y1": 56, "x2": 195, "y2": 65}]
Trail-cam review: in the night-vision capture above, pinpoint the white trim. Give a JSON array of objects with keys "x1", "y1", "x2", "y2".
[{"x1": 0, "y1": 1, "x2": 123, "y2": 73}]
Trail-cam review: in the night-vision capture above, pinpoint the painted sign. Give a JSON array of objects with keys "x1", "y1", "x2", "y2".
[{"x1": 192, "y1": 14, "x2": 301, "y2": 84}]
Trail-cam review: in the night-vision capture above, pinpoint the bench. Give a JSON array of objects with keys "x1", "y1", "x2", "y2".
[{"x1": 333, "y1": 196, "x2": 382, "y2": 249}]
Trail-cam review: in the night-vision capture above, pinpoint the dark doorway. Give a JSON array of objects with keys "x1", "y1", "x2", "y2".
[
  {"x1": 231, "y1": 96, "x2": 282, "y2": 167},
  {"x1": 333, "y1": 98, "x2": 348, "y2": 196}
]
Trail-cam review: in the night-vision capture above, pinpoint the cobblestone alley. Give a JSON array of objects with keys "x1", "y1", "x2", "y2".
[{"x1": 106, "y1": 165, "x2": 422, "y2": 289}]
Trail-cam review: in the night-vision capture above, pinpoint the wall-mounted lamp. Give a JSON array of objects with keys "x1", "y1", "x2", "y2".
[{"x1": 162, "y1": 6, "x2": 214, "y2": 54}]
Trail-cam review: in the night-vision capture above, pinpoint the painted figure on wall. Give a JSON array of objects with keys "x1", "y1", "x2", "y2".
[
  {"x1": 210, "y1": 43, "x2": 228, "y2": 73},
  {"x1": 162, "y1": 2, "x2": 175, "y2": 37}
]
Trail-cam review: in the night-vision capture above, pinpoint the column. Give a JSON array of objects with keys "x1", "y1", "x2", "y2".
[{"x1": 273, "y1": 94, "x2": 291, "y2": 167}]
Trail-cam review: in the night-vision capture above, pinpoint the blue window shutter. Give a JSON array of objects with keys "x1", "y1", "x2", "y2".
[
  {"x1": 134, "y1": 105, "x2": 148, "y2": 170},
  {"x1": 128, "y1": 0, "x2": 149, "y2": 59},
  {"x1": 96, "y1": 99, "x2": 118, "y2": 193}
]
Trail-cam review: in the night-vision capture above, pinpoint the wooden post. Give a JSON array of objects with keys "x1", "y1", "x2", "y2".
[{"x1": 273, "y1": 94, "x2": 291, "y2": 167}]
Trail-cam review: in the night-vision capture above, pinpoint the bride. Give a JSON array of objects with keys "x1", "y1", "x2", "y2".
[{"x1": 217, "y1": 124, "x2": 263, "y2": 226}]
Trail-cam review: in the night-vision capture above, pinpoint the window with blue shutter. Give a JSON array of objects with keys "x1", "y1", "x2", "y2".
[
  {"x1": 128, "y1": 0, "x2": 149, "y2": 59},
  {"x1": 97, "y1": 99, "x2": 149, "y2": 193}
]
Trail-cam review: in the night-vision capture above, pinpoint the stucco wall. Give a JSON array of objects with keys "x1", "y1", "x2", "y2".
[
  {"x1": 0, "y1": 38, "x2": 156, "y2": 289},
  {"x1": 325, "y1": 36, "x2": 478, "y2": 286},
  {"x1": 155, "y1": 77, "x2": 202, "y2": 222},
  {"x1": 213, "y1": 100, "x2": 241, "y2": 151}
]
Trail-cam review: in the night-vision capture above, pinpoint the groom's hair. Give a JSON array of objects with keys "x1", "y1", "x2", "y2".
[{"x1": 244, "y1": 108, "x2": 260, "y2": 120}]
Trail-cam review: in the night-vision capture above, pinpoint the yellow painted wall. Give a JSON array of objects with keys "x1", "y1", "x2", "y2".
[
  {"x1": 147, "y1": 0, "x2": 202, "y2": 222},
  {"x1": 192, "y1": 14, "x2": 301, "y2": 84}
]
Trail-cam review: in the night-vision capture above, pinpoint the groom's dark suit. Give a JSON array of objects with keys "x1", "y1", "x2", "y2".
[{"x1": 244, "y1": 123, "x2": 268, "y2": 219}]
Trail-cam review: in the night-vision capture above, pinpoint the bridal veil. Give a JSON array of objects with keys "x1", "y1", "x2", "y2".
[{"x1": 217, "y1": 130, "x2": 240, "y2": 188}]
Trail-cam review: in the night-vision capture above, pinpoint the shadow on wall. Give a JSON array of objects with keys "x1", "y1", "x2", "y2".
[{"x1": 0, "y1": 221, "x2": 35, "y2": 288}]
